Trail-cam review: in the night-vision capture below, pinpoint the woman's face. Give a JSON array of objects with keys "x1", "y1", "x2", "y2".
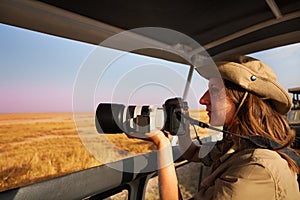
[{"x1": 199, "y1": 77, "x2": 236, "y2": 126}]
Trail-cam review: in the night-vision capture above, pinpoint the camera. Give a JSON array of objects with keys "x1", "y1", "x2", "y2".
[{"x1": 95, "y1": 97, "x2": 189, "y2": 135}]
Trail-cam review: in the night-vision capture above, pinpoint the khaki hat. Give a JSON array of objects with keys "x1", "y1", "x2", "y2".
[{"x1": 198, "y1": 55, "x2": 292, "y2": 115}]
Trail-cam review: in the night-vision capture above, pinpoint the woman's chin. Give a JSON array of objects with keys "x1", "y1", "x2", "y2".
[
  {"x1": 209, "y1": 119, "x2": 225, "y2": 127},
  {"x1": 209, "y1": 113, "x2": 226, "y2": 126}
]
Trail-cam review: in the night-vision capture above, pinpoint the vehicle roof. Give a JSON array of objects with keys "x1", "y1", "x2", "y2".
[
  {"x1": 288, "y1": 87, "x2": 300, "y2": 94},
  {"x1": 1, "y1": 0, "x2": 300, "y2": 63}
]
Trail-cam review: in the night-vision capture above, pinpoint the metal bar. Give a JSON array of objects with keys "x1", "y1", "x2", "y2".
[
  {"x1": 190, "y1": 10, "x2": 300, "y2": 55},
  {"x1": 182, "y1": 65, "x2": 194, "y2": 100},
  {"x1": 265, "y1": 0, "x2": 283, "y2": 19}
]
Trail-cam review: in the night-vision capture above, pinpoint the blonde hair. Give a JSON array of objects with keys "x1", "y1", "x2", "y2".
[{"x1": 224, "y1": 80, "x2": 299, "y2": 174}]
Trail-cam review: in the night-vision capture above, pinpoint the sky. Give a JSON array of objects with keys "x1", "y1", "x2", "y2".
[{"x1": 0, "y1": 23, "x2": 300, "y2": 113}]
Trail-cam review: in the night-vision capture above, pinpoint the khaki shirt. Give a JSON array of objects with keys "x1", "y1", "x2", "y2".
[{"x1": 195, "y1": 148, "x2": 300, "y2": 200}]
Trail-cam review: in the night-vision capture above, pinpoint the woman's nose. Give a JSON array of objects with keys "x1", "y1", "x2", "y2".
[{"x1": 199, "y1": 91, "x2": 210, "y2": 105}]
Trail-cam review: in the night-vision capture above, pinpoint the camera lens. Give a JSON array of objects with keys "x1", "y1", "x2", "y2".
[
  {"x1": 95, "y1": 103, "x2": 166, "y2": 134},
  {"x1": 96, "y1": 103, "x2": 125, "y2": 133}
]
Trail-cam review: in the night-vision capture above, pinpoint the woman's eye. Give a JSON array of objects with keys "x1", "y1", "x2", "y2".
[{"x1": 210, "y1": 87, "x2": 220, "y2": 95}]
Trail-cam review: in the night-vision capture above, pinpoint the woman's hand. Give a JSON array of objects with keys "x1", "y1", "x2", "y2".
[
  {"x1": 125, "y1": 130, "x2": 171, "y2": 149},
  {"x1": 148, "y1": 131, "x2": 172, "y2": 149}
]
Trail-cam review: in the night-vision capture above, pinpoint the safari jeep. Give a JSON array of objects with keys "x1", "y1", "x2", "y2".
[
  {"x1": 288, "y1": 87, "x2": 300, "y2": 149},
  {"x1": 1, "y1": 0, "x2": 300, "y2": 199}
]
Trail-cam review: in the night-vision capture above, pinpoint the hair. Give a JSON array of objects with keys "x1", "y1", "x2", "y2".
[{"x1": 223, "y1": 80, "x2": 299, "y2": 174}]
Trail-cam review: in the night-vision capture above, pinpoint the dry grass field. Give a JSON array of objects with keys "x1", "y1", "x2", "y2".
[{"x1": 0, "y1": 110, "x2": 208, "y2": 194}]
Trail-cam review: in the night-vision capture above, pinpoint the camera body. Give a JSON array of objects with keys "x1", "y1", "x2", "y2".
[
  {"x1": 95, "y1": 97, "x2": 188, "y2": 135},
  {"x1": 162, "y1": 97, "x2": 188, "y2": 135}
]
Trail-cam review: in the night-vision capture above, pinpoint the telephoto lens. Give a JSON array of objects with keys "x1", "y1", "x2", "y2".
[
  {"x1": 95, "y1": 103, "x2": 165, "y2": 134},
  {"x1": 95, "y1": 97, "x2": 189, "y2": 135}
]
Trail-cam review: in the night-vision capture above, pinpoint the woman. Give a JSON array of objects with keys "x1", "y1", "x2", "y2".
[{"x1": 147, "y1": 55, "x2": 299, "y2": 199}]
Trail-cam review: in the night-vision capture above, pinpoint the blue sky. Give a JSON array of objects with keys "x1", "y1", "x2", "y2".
[
  {"x1": 0, "y1": 23, "x2": 299, "y2": 113},
  {"x1": 249, "y1": 44, "x2": 300, "y2": 89}
]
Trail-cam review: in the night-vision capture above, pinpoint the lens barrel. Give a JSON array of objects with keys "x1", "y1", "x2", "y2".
[
  {"x1": 95, "y1": 97, "x2": 187, "y2": 135},
  {"x1": 96, "y1": 103, "x2": 125, "y2": 133}
]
